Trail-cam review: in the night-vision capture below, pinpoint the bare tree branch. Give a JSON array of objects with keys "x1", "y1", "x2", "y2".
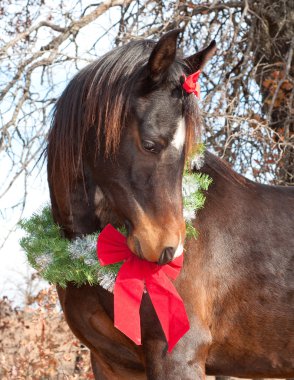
[{"x1": 0, "y1": 0, "x2": 293, "y2": 248}]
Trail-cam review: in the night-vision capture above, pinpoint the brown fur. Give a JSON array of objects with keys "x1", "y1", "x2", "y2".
[
  {"x1": 47, "y1": 31, "x2": 294, "y2": 379},
  {"x1": 56, "y1": 152, "x2": 294, "y2": 379}
]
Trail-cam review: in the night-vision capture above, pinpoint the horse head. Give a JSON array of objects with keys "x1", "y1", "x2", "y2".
[{"x1": 48, "y1": 30, "x2": 216, "y2": 264}]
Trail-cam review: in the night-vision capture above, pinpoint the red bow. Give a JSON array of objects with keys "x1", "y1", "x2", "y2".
[
  {"x1": 182, "y1": 70, "x2": 201, "y2": 98},
  {"x1": 97, "y1": 224, "x2": 190, "y2": 352}
]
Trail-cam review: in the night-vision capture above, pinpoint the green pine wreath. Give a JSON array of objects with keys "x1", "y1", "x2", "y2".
[{"x1": 20, "y1": 171, "x2": 212, "y2": 290}]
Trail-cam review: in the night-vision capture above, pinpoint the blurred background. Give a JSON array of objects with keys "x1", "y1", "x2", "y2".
[{"x1": 0, "y1": 0, "x2": 293, "y2": 377}]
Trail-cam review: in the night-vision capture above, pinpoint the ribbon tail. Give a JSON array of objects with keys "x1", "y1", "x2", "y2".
[
  {"x1": 147, "y1": 273, "x2": 190, "y2": 352},
  {"x1": 114, "y1": 258, "x2": 145, "y2": 345}
]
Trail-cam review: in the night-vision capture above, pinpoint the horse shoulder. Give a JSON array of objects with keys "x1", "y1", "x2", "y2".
[{"x1": 57, "y1": 284, "x2": 146, "y2": 379}]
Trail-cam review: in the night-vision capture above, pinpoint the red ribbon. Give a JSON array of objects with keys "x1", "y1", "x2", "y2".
[
  {"x1": 182, "y1": 70, "x2": 201, "y2": 98},
  {"x1": 97, "y1": 224, "x2": 190, "y2": 352}
]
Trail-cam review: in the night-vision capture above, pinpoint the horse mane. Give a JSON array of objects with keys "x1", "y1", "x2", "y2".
[
  {"x1": 202, "y1": 151, "x2": 252, "y2": 187},
  {"x1": 47, "y1": 39, "x2": 200, "y2": 193}
]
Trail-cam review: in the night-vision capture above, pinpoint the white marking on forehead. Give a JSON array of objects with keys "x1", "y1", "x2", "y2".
[
  {"x1": 171, "y1": 118, "x2": 186, "y2": 151},
  {"x1": 174, "y1": 236, "x2": 184, "y2": 259}
]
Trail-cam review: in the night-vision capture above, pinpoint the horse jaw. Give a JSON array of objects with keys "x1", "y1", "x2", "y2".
[{"x1": 94, "y1": 186, "x2": 121, "y2": 229}]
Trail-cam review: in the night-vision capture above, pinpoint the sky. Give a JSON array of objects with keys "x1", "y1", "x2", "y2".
[{"x1": 0, "y1": 166, "x2": 49, "y2": 305}]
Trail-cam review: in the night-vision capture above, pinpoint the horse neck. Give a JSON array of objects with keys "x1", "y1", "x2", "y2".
[
  {"x1": 192, "y1": 151, "x2": 256, "y2": 226},
  {"x1": 194, "y1": 151, "x2": 294, "y2": 234},
  {"x1": 199, "y1": 151, "x2": 252, "y2": 189}
]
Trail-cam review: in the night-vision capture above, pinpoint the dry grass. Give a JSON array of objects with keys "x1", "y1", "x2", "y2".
[{"x1": 0, "y1": 286, "x2": 93, "y2": 379}]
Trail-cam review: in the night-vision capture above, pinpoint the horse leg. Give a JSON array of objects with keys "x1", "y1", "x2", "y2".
[
  {"x1": 140, "y1": 294, "x2": 211, "y2": 380},
  {"x1": 90, "y1": 352, "x2": 114, "y2": 380},
  {"x1": 142, "y1": 335, "x2": 208, "y2": 380},
  {"x1": 90, "y1": 353, "x2": 104, "y2": 379}
]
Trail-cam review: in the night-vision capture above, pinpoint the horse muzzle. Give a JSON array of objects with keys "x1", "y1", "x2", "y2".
[{"x1": 126, "y1": 216, "x2": 186, "y2": 264}]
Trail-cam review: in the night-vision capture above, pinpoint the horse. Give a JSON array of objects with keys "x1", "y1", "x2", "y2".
[{"x1": 47, "y1": 29, "x2": 294, "y2": 379}]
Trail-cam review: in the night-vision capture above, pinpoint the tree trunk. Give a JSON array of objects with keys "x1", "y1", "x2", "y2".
[{"x1": 250, "y1": 0, "x2": 294, "y2": 184}]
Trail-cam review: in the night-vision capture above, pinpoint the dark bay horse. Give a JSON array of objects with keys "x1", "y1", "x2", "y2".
[{"x1": 47, "y1": 30, "x2": 294, "y2": 379}]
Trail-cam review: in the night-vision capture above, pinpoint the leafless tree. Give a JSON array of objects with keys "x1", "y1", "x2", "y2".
[{"x1": 1, "y1": 0, "x2": 293, "y2": 243}]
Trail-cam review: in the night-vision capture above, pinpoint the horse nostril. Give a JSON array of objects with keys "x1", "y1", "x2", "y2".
[{"x1": 158, "y1": 247, "x2": 175, "y2": 265}]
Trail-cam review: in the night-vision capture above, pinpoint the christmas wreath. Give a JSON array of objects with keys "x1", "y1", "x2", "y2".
[{"x1": 20, "y1": 171, "x2": 211, "y2": 290}]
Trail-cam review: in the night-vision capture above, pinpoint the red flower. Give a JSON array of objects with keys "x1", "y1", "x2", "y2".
[{"x1": 182, "y1": 70, "x2": 201, "y2": 98}]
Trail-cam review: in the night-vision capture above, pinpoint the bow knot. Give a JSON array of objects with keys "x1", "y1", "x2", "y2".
[{"x1": 97, "y1": 224, "x2": 190, "y2": 352}]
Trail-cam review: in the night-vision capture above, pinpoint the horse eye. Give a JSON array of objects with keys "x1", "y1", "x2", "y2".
[{"x1": 142, "y1": 140, "x2": 161, "y2": 154}]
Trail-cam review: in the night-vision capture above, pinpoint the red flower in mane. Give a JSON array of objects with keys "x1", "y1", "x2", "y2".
[{"x1": 182, "y1": 70, "x2": 201, "y2": 98}]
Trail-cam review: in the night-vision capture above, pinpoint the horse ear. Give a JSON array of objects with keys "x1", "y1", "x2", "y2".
[
  {"x1": 184, "y1": 40, "x2": 217, "y2": 74},
  {"x1": 148, "y1": 29, "x2": 182, "y2": 81}
]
